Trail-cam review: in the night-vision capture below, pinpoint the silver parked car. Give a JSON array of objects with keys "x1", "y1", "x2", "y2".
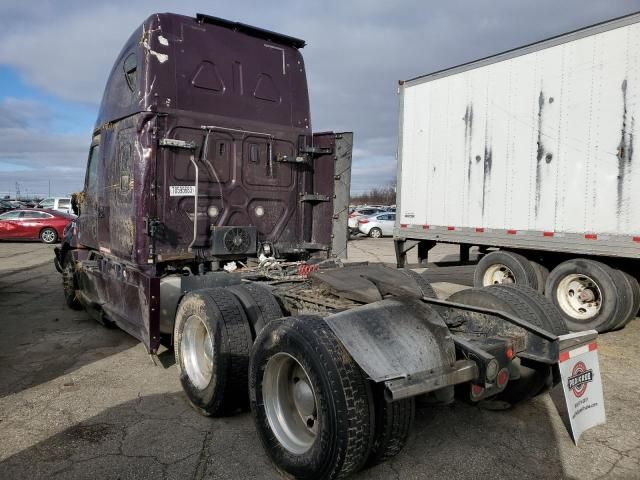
[
  {"x1": 358, "y1": 212, "x2": 396, "y2": 238},
  {"x1": 348, "y1": 207, "x2": 385, "y2": 234}
]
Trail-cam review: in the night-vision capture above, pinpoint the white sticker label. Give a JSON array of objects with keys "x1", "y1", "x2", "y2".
[
  {"x1": 559, "y1": 342, "x2": 606, "y2": 444},
  {"x1": 169, "y1": 185, "x2": 196, "y2": 196}
]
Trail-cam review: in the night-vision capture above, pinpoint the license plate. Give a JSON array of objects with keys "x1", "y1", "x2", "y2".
[{"x1": 558, "y1": 339, "x2": 606, "y2": 444}]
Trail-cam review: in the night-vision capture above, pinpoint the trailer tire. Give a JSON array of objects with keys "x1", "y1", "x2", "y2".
[
  {"x1": 545, "y1": 259, "x2": 629, "y2": 332},
  {"x1": 226, "y1": 283, "x2": 284, "y2": 339},
  {"x1": 474, "y1": 251, "x2": 538, "y2": 289},
  {"x1": 610, "y1": 269, "x2": 640, "y2": 330},
  {"x1": 400, "y1": 268, "x2": 437, "y2": 298},
  {"x1": 529, "y1": 260, "x2": 550, "y2": 294},
  {"x1": 448, "y1": 286, "x2": 555, "y2": 404},
  {"x1": 365, "y1": 384, "x2": 415, "y2": 467},
  {"x1": 174, "y1": 288, "x2": 253, "y2": 417},
  {"x1": 61, "y1": 254, "x2": 82, "y2": 310},
  {"x1": 250, "y1": 315, "x2": 374, "y2": 480}
]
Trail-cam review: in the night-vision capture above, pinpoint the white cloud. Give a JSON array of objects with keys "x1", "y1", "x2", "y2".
[{"x1": 0, "y1": 0, "x2": 638, "y2": 194}]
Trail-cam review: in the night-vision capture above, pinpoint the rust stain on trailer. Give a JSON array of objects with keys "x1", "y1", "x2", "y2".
[
  {"x1": 464, "y1": 104, "x2": 474, "y2": 185},
  {"x1": 617, "y1": 79, "x2": 634, "y2": 221},
  {"x1": 481, "y1": 144, "x2": 492, "y2": 217},
  {"x1": 535, "y1": 90, "x2": 545, "y2": 217}
]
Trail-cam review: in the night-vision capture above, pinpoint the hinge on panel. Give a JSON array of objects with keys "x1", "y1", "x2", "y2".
[
  {"x1": 299, "y1": 145, "x2": 333, "y2": 156},
  {"x1": 159, "y1": 138, "x2": 198, "y2": 150},
  {"x1": 276, "y1": 154, "x2": 308, "y2": 164},
  {"x1": 300, "y1": 194, "x2": 330, "y2": 203}
]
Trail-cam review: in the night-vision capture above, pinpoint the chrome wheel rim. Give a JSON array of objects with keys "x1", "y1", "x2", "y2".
[
  {"x1": 181, "y1": 315, "x2": 214, "y2": 389},
  {"x1": 370, "y1": 229, "x2": 381, "y2": 238},
  {"x1": 556, "y1": 274, "x2": 602, "y2": 320},
  {"x1": 483, "y1": 263, "x2": 515, "y2": 285},
  {"x1": 42, "y1": 230, "x2": 56, "y2": 243},
  {"x1": 263, "y1": 353, "x2": 318, "y2": 454}
]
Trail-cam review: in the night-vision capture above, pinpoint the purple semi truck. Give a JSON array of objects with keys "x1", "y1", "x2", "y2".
[{"x1": 55, "y1": 12, "x2": 603, "y2": 479}]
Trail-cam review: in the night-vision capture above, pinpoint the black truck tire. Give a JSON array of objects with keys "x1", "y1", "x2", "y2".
[
  {"x1": 448, "y1": 286, "x2": 556, "y2": 405},
  {"x1": 174, "y1": 288, "x2": 253, "y2": 417},
  {"x1": 545, "y1": 258, "x2": 630, "y2": 332},
  {"x1": 492, "y1": 284, "x2": 568, "y2": 335},
  {"x1": 61, "y1": 254, "x2": 82, "y2": 310},
  {"x1": 250, "y1": 315, "x2": 374, "y2": 480},
  {"x1": 226, "y1": 283, "x2": 284, "y2": 339},
  {"x1": 399, "y1": 268, "x2": 437, "y2": 298},
  {"x1": 365, "y1": 384, "x2": 415, "y2": 467},
  {"x1": 474, "y1": 251, "x2": 538, "y2": 290},
  {"x1": 528, "y1": 259, "x2": 550, "y2": 294},
  {"x1": 610, "y1": 269, "x2": 640, "y2": 330}
]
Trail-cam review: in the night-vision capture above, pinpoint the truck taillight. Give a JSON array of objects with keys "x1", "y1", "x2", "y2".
[{"x1": 497, "y1": 368, "x2": 509, "y2": 388}]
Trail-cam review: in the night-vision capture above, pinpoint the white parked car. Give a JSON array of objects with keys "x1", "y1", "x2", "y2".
[
  {"x1": 348, "y1": 207, "x2": 384, "y2": 234},
  {"x1": 36, "y1": 197, "x2": 73, "y2": 215},
  {"x1": 358, "y1": 212, "x2": 396, "y2": 238}
]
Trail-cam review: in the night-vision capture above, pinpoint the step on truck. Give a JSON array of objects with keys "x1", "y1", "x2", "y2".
[
  {"x1": 394, "y1": 11, "x2": 640, "y2": 334},
  {"x1": 55, "y1": 12, "x2": 605, "y2": 480}
]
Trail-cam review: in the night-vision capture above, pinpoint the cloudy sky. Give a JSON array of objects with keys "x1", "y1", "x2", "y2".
[{"x1": 1, "y1": 1, "x2": 638, "y2": 197}]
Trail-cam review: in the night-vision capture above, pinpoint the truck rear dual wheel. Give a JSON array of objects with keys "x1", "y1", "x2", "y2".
[
  {"x1": 448, "y1": 285, "x2": 566, "y2": 404},
  {"x1": 226, "y1": 283, "x2": 284, "y2": 339},
  {"x1": 174, "y1": 288, "x2": 253, "y2": 416},
  {"x1": 474, "y1": 251, "x2": 541, "y2": 292},
  {"x1": 61, "y1": 254, "x2": 82, "y2": 310},
  {"x1": 250, "y1": 315, "x2": 414, "y2": 479},
  {"x1": 545, "y1": 259, "x2": 635, "y2": 332}
]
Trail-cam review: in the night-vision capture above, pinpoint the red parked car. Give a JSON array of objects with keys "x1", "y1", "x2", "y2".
[{"x1": 0, "y1": 209, "x2": 74, "y2": 244}]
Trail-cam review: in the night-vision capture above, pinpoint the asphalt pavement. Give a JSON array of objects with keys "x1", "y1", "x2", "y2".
[{"x1": 0, "y1": 239, "x2": 638, "y2": 479}]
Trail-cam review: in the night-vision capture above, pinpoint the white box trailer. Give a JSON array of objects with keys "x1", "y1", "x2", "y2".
[{"x1": 394, "y1": 12, "x2": 640, "y2": 333}]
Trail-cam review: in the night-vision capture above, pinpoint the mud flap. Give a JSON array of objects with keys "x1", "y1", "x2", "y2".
[
  {"x1": 324, "y1": 297, "x2": 458, "y2": 387},
  {"x1": 556, "y1": 331, "x2": 606, "y2": 444}
]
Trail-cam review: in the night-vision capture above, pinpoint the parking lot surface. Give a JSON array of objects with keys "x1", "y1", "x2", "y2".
[{"x1": 1, "y1": 240, "x2": 639, "y2": 479}]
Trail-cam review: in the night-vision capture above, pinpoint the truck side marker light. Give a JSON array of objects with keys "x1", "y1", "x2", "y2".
[
  {"x1": 507, "y1": 229, "x2": 517, "y2": 235},
  {"x1": 423, "y1": 225, "x2": 429, "y2": 230},
  {"x1": 447, "y1": 226, "x2": 455, "y2": 231},
  {"x1": 543, "y1": 231, "x2": 554, "y2": 237},
  {"x1": 475, "y1": 227, "x2": 484, "y2": 233},
  {"x1": 633, "y1": 236, "x2": 640, "y2": 243},
  {"x1": 400, "y1": 224, "x2": 408, "y2": 228},
  {"x1": 585, "y1": 234, "x2": 597, "y2": 240}
]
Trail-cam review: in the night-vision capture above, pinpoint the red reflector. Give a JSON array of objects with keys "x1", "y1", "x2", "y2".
[
  {"x1": 559, "y1": 351, "x2": 570, "y2": 363},
  {"x1": 505, "y1": 347, "x2": 513, "y2": 360},
  {"x1": 447, "y1": 226, "x2": 455, "y2": 231},
  {"x1": 400, "y1": 224, "x2": 408, "y2": 228},
  {"x1": 476, "y1": 227, "x2": 485, "y2": 233},
  {"x1": 585, "y1": 234, "x2": 597, "y2": 240},
  {"x1": 507, "y1": 229, "x2": 517, "y2": 235},
  {"x1": 423, "y1": 225, "x2": 430, "y2": 230},
  {"x1": 471, "y1": 384, "x2": 483, "y2": 396},
  {"x1": 497, "y1": 369, "x2": 509, "y2": 387},
  {"x1": 543, "y1": 231, "x2": 554, "y2": 237},
  {"x1": 589, "y1": 342, "x2": 598, "y2": 352},
  {"x1": 633, "y1": 237, "x2": 640, "y2": 243}
]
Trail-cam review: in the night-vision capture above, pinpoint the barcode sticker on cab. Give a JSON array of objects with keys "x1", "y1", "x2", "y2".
[{"x1": 169, "y1": 185, "x2": 196, "y2": 196}]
